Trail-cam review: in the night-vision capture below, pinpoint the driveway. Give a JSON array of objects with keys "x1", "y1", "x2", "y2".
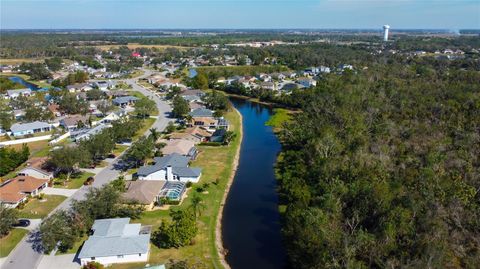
[
  {"x1": 42, "y1": 187, "x2": 78, "y2": 197},
  {"x1": 37, "y1": 254, "x2": 79, "y2": 269}
]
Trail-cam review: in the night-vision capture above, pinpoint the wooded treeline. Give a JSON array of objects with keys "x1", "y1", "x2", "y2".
[{"x1": 275, "y1": 64, "x2": 480, "y2": 268}]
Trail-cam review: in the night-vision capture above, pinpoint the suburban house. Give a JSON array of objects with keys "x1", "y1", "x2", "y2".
[
  {"x1": 123, "y1": 180, "x2": 166, "y2": 209},
  {"x1": 60, "y1": 115, "x2": 89, "y2": 131},
  {"x1": 75, "y1": 124, "x2": 110, "y2": 141},
  {"x1": 13, "y1": 109, "x2": 25, "y2": 121},
  {"x1": 9, "y1": 121, "x2": 51, "y2": 137},
  {"x1": 123, "y1": 181, "x2": 187, "y2": 209},
  {"x1": 66, "y1": 83, "x2": 93, "y2": 93},
  {"x1": 188, "y1": 108, "x2": 214, "y2": 118},
  {"x1": 169, "y1": 126, "x2": 212, "y2": 144},
  {"x1": 112, "y1": 96, "x2": 139, "y2": 107},
  {"x1": 78, "y1": 218, "x2": 151, "y2": 266},
  {"x1": 17, "y1": 157, "x2": 54, "y2": 180},
  {"x1": 6, "y1": 88, "x2": 32, "y2": 99},
  {"x1": 259, "y1": 81, "x2": 276, "y2": 91},
  {"x1": 0, "y1": 176, "x2": 49, "y2": 208},
  {"x1": 210, "y1": 128, "x2": 227, "y2": 142},
  {"x1": 137, "y1": 153, "x2": 202, "y2": 183},
  {"x1": 47, "y1": 104, "x2": 62, "y2": 117},
  {"x1": 297, "y1": 77, "x2": 317, "y2": 88},
  {"x1": 160, "y1": 139, "x2": 198, "y2": 160}
]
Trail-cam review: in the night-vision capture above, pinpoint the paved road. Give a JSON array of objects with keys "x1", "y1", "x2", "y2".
[{"x1": 1, "y1": 70, "x2": 172, "y2": 269}]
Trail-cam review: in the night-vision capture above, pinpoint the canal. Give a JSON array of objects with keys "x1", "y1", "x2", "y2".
[
  {"x1": 222, "y1": 97, "x2": 288, "y2": 269},
  {"x1": 8, "y1": 76, "x2": 41, "y2": 90}
]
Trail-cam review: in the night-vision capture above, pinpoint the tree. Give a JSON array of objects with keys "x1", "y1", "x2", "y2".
[
  {"x1": 165, "y1": 122, "x2": 176, "y2": 134},
  {"x1": 149, "y1": 128, "x2": 161, "y2": 141},
  {"x1": 135, "y1": 98, "x2": 156, "y2": 118},
  {"x1": 79, "y1": 130, "x2": 115, "y2": 160},
  {"x1": 39, "y1": 210, "x2": 77, "y2": 253},
  {"x1": 86, "y1": 88, "x2": 104, "y2": 100},
  {"x1": 202, "y1": 90, "x2": 228, "y2": 111},
  {"x1": 0, "y1": 144, "x2": 29, "y2": 176},
  {"x1": 18, "y1": 62, "x2": 51, "y2": 80},
  {"x1": 222, "y1": 131, "x2": 236, "y2": 145},
  {"x1": 110, "y1": 176, "x2": 126, "y2": 192},
  {"x1": 152, "y1": 209, "x2": 198, "y2": 248},
  {"x1": 0, "y1": 205, "x2": 18, "y2": 237},
  {"x1": 97, "y1": 100, "x2": 113, "y2": 116},
  {"x1": 59, "y1": 92, "x2": 89, "y2": 115},
  {"x1": 48, "y1": 146, "x2": 91, "y2": 181},
  {"x1": 189, "y1": 193, "x2": 205, "y2": 220},
  {"x1": 45, "y1": 57, "x2": 63, "y2": 72},
  {"x1": 172, "y1": 96, "x2": 190, "y2": 118},
  {"x1": 0, "y1": 99, "x2": 13, "y2": 130},
  {"x1": 193, "y1": 73, "x2": 208, "y2": 90},
  {"x1": 122, "y1": 136, "x2": 155, "y2": 166}
]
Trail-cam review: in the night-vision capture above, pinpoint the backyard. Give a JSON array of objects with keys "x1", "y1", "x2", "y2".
[{"x1": 99, "y1": 108, "x2": 241, "y2": 269}]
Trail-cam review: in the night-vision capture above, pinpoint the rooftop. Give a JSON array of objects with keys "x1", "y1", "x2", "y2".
[{"x1": 0, "y1": 176, "x2": 49, "y2": 203}]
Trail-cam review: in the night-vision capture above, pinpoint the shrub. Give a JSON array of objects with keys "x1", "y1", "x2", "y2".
[{"x1": 82, "y1": 261, "x2": 104, "y2": 269}]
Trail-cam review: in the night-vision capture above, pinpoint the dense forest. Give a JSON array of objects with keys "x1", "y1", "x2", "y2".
[{"x1": 275, "y1": 63, "x2": 480, "y2": 268}]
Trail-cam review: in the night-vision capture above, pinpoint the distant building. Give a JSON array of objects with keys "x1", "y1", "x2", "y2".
[{"x1": 6, "y1": 88, "x2": 32, "y2": 99}]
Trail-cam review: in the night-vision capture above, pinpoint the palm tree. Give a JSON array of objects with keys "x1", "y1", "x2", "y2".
[
  {"x1": 149, "y1": 128, "x2": 160, "y2": 141},
  {"x1": 189, "y1": 193, "x2": 205, "y2": 219}
]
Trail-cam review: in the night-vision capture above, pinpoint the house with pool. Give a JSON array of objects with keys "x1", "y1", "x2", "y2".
[{"x1": 122, "y1": 180, "x2": 186, "y2": 209}]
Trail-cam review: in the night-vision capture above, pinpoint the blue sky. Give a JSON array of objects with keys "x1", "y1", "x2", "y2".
[{"x1": 1, "y1": 0, "x2": 479, "y2": 29}]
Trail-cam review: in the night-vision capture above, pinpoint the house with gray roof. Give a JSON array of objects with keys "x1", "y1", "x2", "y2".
[
  {"x1": 9, "y1": 121, "x2": 51, "y2": 137},
  {"x1": 188, "y1": 108, "x2": 214, "y2": 118},
  {"x1": 78, "y1": 218, "x2": 150, "y2": 266},
  {"x1": 112, "y1": 96, "x2": 139, "y2": 106},
  {"x1": 75, "y1": 123, "x2": 110, "y2": 142},
  {"x1": 137, "y1": 153, "x2": 202, "y2": 183}
]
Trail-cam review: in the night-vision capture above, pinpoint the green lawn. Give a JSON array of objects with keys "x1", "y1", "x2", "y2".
[
  {"x1": 53, "y1": 172, "x2": 95, "y2": 189},
  {"x1": 112, "y1": 145, "x2": 129, "y2": 156},
  {"x1": 133, "y1": 117, "x2": 156, "y2": 140},
  {"x1": 56, "y1": 234, "x2": 88, "y2": 255},
  {"x1": 265, "y1": 108, "x2": 293, "y2": 129},
  {"x1": 17, "y1": 195, "x2": 67, "y2": 219},
  {"x1": 0, "y1": 229, "x2": 28, "y2": 257},
  {"x1": 112, "y1": 107, "x2": 242, "y2": 269}
]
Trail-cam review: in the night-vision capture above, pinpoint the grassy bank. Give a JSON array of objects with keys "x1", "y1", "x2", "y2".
[
  {"x1": 265, "y1": 108, "x2": 293, "y2": 130},
  {"x1": 110, "y1": 107, "x2": 242, "y2": 269}
]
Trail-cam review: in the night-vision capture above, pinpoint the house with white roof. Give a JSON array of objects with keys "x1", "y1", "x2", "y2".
[
  {"x1": 6, "y1": 88, "x2": 32, "y2": 99},
  {"x1": 78, "y1": 218, "x2": 151, "y2": 266}
]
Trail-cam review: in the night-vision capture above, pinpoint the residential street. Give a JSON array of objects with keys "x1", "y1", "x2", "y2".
[{"x1": 1, "y1": 71, "x2": 172, "y2": 269}]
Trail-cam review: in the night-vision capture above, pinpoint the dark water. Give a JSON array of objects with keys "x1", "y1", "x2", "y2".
[
  {"x1": 222, "y1": 97, "x2": 288, "y2": 269},
  {"x1": 8, "y1": 76, "x2": 40, "y2": 90}
]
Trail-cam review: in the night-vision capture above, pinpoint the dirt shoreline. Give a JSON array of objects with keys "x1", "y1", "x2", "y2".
[{"x1": 215, "y1": 106, "x2": 243, "y2": 269}]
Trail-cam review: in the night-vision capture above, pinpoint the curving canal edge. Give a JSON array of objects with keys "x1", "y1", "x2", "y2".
[{"x1": 215, "y1": 106, "x2": 243, "y2": 269}]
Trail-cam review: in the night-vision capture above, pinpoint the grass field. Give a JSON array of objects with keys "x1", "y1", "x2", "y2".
[
  {"x1": 265, "y1": 108, "x2": 293, "y2": 129},
  {"x1": 110, "y1": 108, "x2": 242, "y2": 269},
  {"x1": 112, "y1": 145, "x2": 129, "y2": 156},
  {"x1": 91, "y1": 43, "x2": 192, "y2": 51},
  {"x1": 7, "y1": 140, "x2": 51, "y2": 157},
  {"x1": 133, "y1": 117, "x2": 156, "y2": 140},
  {"x1": 53, "y1": 172, "x2": 95, "y2": 189},
  {"x1": 0, "y1": 229, "x2": 29, "y2": 258},
  {"x1": 17, "y1": 195, "x2": 67, "y2": 219},
  {"x1": 0, "y1": 58, "x2": 45, "y2": 65}
]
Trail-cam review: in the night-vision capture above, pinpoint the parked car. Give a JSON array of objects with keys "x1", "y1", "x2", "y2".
[
  {"x1": 107, "y1": 153, "x2": 116, "y2": 159},
  {"x1": 84, "y1": 176, "x2": 95, "y2": 185},
  {"x1": 13, "y1": 219, "x2": 30, "y2": 227}
]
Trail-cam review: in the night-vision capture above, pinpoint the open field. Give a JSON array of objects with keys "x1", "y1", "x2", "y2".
[
  {"x1": 17, "y1": 195, "x2": 67, "y2": 219},
  {"x1": 82, "y1": 43, "x2": 193, "y2": 51},
  {"x1": 0, "y1": 229, "x2": 29, "y2": 258},
  {"x1": 0, "y1": 58, "x2": 45, "y2": 65},
  {"x1": 108, "y1": 108, "x2": 241, "y2": 269}
]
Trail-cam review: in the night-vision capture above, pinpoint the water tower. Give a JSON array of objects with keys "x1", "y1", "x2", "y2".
[{"x1": 383, "y1": 25, "x2": 390, "y2": 41}]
